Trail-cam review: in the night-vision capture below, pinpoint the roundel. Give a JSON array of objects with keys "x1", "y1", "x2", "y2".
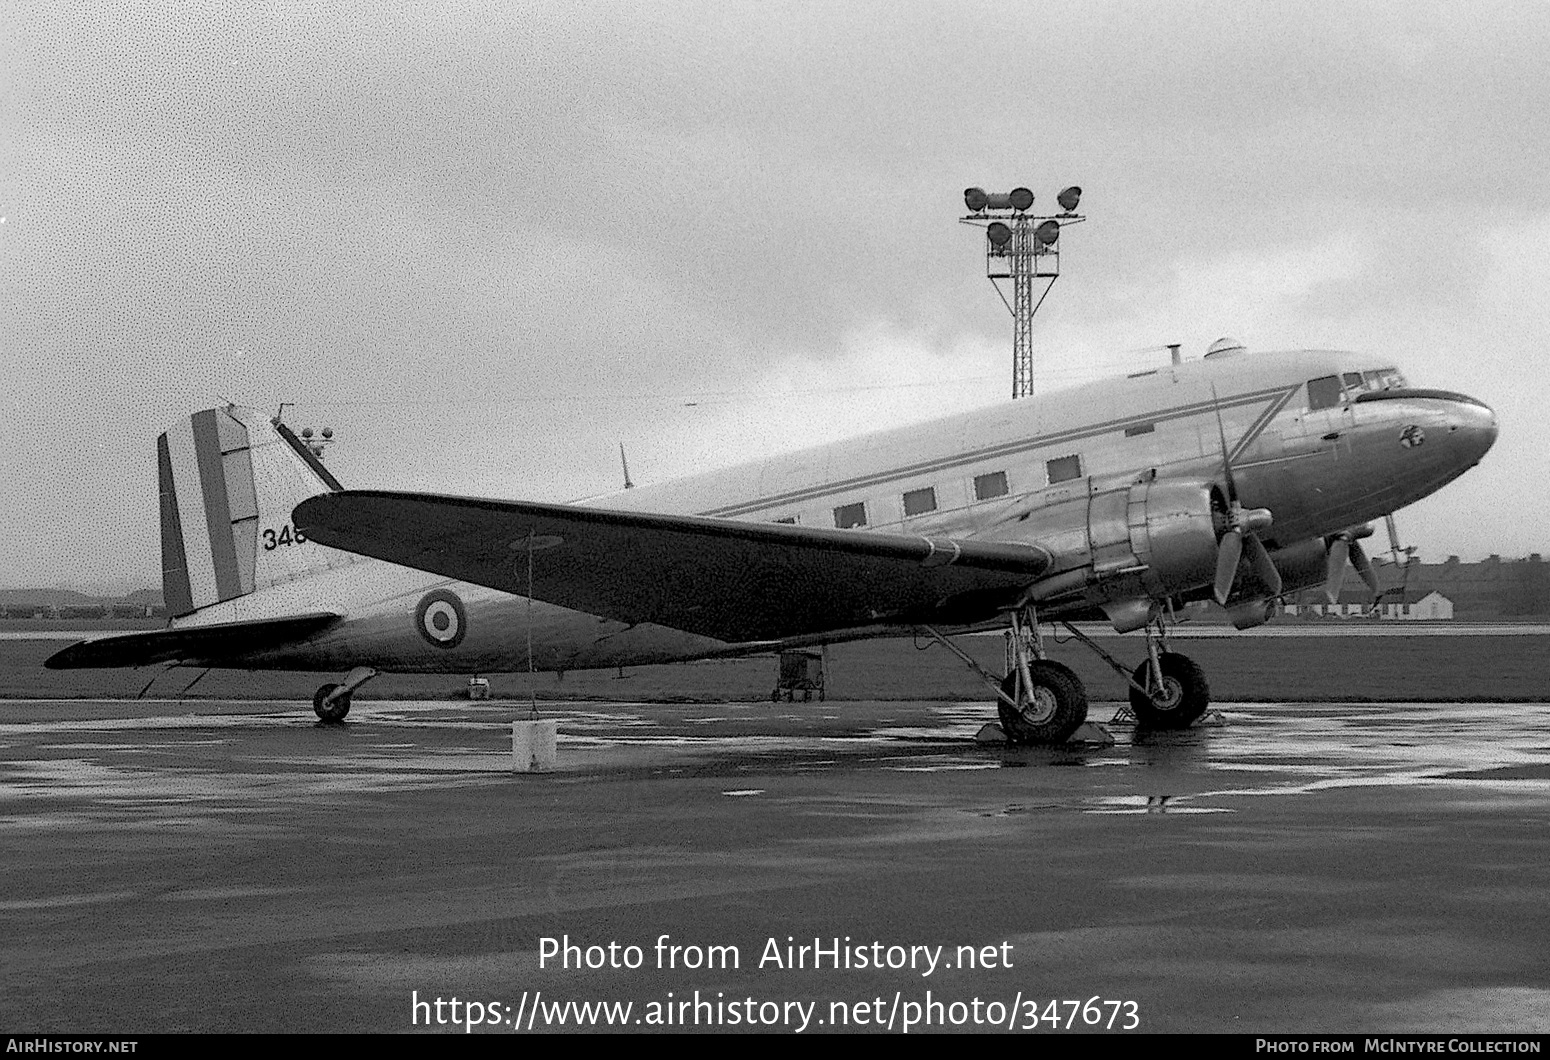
[{"x1": 415, "y1": 589, "x2": 467, "y2": 649}]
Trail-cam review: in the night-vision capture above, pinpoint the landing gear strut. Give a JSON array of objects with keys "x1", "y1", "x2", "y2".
[
  {"x1": 919, "y1": 600, "x2": 1216, "y2": 744},
  {"x1": 919, "y1": 605, "x2": 1090, "y2": 746},
  {"x1": 313, "y1": 666, "x2": 379, "y2": 724},
  {"x1": 997, "y1": 607, "x2": 1088, "y2": 744}
]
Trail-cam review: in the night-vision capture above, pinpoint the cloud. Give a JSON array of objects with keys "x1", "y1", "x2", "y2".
[{"x1": 4, "y1": 0, "x2": 1549, "y2": 584}]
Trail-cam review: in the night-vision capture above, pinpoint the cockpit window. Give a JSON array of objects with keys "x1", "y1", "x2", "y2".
[
  {"x1": 1363, "y1": 367, "x2": 1406, "y2": 391},
  {"x1": 1307, "y1": 375, "x2": 1343, "y2": 411}
]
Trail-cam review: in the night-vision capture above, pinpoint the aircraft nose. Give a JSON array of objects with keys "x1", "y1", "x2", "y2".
[{"x1": 1447, "y1": 395, "x2": 1498, "y2": 464}]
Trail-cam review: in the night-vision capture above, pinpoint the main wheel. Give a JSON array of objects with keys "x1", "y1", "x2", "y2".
[
  {"x1": 313, "y1": 683, "x2": 352, "y2": 723},
  {"x1": 997, "y1": 660, "x2": 1089, "y2": 745},
  {"x1": 1128, "y1": 652, "x2": 1210, "y2": 729}
]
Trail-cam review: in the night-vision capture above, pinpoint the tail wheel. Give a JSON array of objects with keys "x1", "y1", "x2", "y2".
[
  {"x1": 1129, "y1": 652, "x2": 1210, "y2": 729},
  {"x1": 313, "y1": 683, "x2": 352, "y2": 724},
  {"x1": 998, "y1": 660, "x2": 1088, "y2": 745}
]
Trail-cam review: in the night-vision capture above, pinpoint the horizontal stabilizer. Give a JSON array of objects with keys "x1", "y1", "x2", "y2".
[
  {"x1": 45, "y1": 613, "x2": 341, "y2": 670},
  {"x1": 295, "y1": 491, "x2": 1051, "y2": 642}
]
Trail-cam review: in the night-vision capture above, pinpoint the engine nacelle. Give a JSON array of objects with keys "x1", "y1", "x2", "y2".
[
  {"x1": 1122, "y1": 479, "x2": 1223, "y2": 599},
  {"x1": 994, "y1": 476, "x2": 1222, "y2": 612}
]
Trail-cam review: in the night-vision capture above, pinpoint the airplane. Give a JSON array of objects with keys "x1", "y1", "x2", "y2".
[{"x1": 46, "y1": 341, "x2": 1498, "y2": 743}]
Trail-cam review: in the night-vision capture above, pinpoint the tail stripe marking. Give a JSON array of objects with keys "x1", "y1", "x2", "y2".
[
  {"x1": 164, "y1": 420, "x2": 219, "y2": 609},
  {"x1": 157, "y1": 433, "x2": 195, "y2": 617},
  {"x1": 219, "y1": 415, "x2": 259, "y2": 594},
  {"x1": 190, "y1": 410, "x2": 243, "y2": 602}
]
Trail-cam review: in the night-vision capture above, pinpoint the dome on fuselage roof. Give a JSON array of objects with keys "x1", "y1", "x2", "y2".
[{"x1": 1205, "y1": 337, "x2": 1248, "y2": 358}]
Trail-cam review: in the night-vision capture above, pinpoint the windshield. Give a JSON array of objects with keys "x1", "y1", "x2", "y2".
[{"x1": 1308, "y1": 367, "x2": 1407, "y2": 410}]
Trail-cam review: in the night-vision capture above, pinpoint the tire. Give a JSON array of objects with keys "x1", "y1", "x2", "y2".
[
  {"x1": 997, "y1": 660, "x2": 1089, "y2": 745},
  {"x1": 313, "y1": 683, "x2": 352, "y2": 723},
  {"x1": 1128, "y1": 652, "x2": 1210, "y2": 729}
]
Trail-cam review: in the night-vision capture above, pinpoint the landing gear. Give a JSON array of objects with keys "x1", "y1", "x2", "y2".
[
  {"x1": 313, "y1": 683, "x2": 351, "y2": 723},
  {"x1": 917, "y1": 598, "x2": 1218, "y2": 745},
  {"x1": 312, "y1": 666, "x2": 379, "y2": 724},
  {"x1": 1049, "y1": 607, "x2": 1215, "y2": 729},
  {"x1": 997, "y1": 660, "x2": 1089, "y2": 745},
  {"x1": 919, "y1": 605, "x2": 1090, "y2": 745},
  {"x1": 1128, "y1": 652, "x2": 1210, "y2": 729}
]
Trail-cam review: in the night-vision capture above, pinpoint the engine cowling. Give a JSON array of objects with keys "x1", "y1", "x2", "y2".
[
  {"x1": 994, "y1": 476, "x2": 1222, "y2": 609},
  {"x1": 1122, "y1": 479, "x2": 1223, "y2": 599}
]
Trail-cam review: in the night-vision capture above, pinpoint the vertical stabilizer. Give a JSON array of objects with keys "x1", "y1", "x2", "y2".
[{"x1": 158, "y1": 407, "x2": 341, "y2": 616}]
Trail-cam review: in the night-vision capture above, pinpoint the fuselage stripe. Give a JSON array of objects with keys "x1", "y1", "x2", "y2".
[{"x1": 699, "y1": 383, "x2": 1303, "y2": 519}]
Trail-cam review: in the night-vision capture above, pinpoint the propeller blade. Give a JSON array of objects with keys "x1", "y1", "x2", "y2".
[
  {"x1": 1211, "y1": 384, "x2": 1238, "y2": 503},
  {"x1": 1325, "y1": 537, "x2": 1350, "y2": 603},
  {"x1": 1350, "y1": 540, "x2": 1379, "y2": 595},
  {"x1": 1214, "y1": 529, "x2": 1243, "y2": 604},
  {"x1": 1244, "y1": 532, "x2": 1283, "y2": 597}
]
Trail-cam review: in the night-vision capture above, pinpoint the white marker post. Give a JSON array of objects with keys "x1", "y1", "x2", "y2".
[{"x1": 512, "y1": 719, "x2": 558, "y2": 772}]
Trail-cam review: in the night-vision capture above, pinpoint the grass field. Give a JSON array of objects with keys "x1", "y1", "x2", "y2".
[{"x1": 3, "y1": 632, "x2": 1545, "y2": 703}]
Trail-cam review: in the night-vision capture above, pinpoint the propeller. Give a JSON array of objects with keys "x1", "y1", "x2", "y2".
[
  {"x1": 1324, "y1": 524, "x2": 1379, "y2": 603},
  {"x1": 1384, "y1": 513, "x2": 1416, "y2": 569},
  {"x1": 1211, "y1": 387, "x2": 1281, "y2": 605}
]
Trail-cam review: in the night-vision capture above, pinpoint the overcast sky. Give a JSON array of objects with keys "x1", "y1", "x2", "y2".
[{"x1": 3, "y1": 0, "x2": 1547, "y2": 591}]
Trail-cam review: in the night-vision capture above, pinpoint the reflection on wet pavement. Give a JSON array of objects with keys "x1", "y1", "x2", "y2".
[{"x1": 2, "y1": 699, "x2": 1548, "y2": 825}]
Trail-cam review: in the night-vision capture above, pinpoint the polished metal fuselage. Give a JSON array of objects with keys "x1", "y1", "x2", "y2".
[{"x1": 206, "y1": 348, "x2": 1498, "y2": 673}]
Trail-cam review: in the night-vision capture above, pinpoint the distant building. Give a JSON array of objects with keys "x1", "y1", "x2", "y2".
[
  {"x1": 1285, "y1": 587, "x2": 1453, "y2": 620},
  {"x1": 1378, "y1": 589, "x2": 1453, "y2": 620}
]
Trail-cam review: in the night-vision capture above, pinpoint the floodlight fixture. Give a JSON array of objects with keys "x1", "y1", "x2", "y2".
[
  {"x1": 966, "y1": 187, "x2": 1036, "y2": 212},
  {"x1": 958, "y1": 181, "x2": 1087, "y2": 400}
]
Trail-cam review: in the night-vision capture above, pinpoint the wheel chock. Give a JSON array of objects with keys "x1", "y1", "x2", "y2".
[
  {"x1": 975, "y1": 722, "x2": 1006, "y2": 744},
  {"x1": 975, "y1": 721, "x2": 1116, "y2": 747},
  {"x1": 1068, "y1": 722, "x2": 1116, "y2": 746}
]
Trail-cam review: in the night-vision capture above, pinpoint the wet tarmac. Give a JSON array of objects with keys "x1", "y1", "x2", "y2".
[{"x1": 2, "y1": 697, "x2": 1549, "y2": 1033}]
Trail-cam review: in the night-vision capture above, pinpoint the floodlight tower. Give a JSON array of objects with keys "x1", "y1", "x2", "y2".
[{"x1": 961, "y1": 185, "x2": 1085, "y2": 399}]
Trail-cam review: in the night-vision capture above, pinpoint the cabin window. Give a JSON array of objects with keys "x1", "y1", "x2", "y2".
[
  {"x1": 973, "y1": 471, "x2": 1009, "y2": 501},
  {"x1": 833, "y1": 502, "x2": 867, "y2": 529},
  {"x1": 774, "y1": 516, "x2": 796, "y2": 524},
  {"x1": 1307, "y1": 375, "x2": 1343, "y2": 411},
  {"x1": 902, "y1": 487, "x2": 937, "y2": 517},
  {"x1": 1046, "y1": 454, "x2": 1082, "y2": 484},
  {"x1": 1124, "y1": 423, "x2": 1155, "y2": 437}
]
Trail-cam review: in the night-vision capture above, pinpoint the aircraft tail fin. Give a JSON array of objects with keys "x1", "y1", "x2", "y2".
[{"x1": 158, "y1": 407, "x2": 342, "y2": 617}]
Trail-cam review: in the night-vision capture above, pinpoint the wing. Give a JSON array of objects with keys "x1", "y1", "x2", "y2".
[
  {"x1": 45, "y1": 613, "x2": 341, "y2": 669},
  {"x1": 294, "y1": 491, "x2": 1050, "y2": 642}
]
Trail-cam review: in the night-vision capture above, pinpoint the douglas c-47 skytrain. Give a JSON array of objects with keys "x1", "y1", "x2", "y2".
[{"x1": 48, "y1": 342, "x2": 1497, "y2": 743}]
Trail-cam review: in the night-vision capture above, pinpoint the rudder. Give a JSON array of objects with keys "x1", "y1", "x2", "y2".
[{"x1": 158, "y1": 407, "x2": 341, "y2": 617}]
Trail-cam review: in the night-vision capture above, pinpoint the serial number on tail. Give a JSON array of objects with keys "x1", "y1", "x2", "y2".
[{"x1": 262, "y1": 524, "x2": 308, "y2": 550}]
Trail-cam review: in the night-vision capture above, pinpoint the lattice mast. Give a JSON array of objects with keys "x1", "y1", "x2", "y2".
[{"x1": 961, "y1": 186, "x2": 1085, "y2": 400}]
